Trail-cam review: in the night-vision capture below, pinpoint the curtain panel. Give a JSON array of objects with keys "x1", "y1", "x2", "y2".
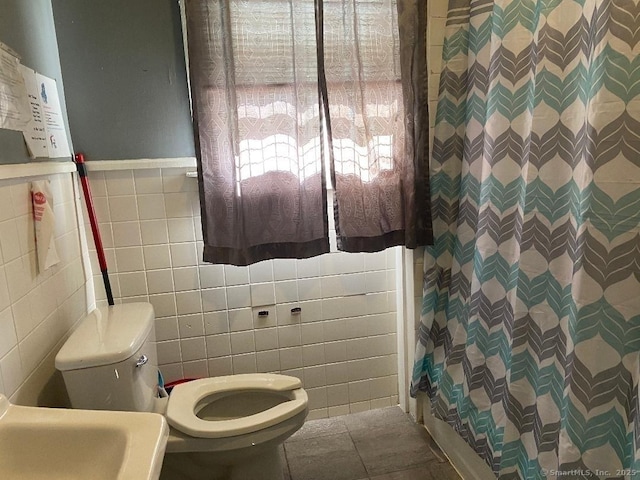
[
  {"x1": 412, "y1": 0, "x2": 640, "y2": 478},
  {"x1": 186, "y1": 0, "x2": 432, "y2": 266}
]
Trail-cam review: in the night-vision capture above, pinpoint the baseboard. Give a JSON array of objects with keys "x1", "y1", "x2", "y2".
[{"x1": 418, "y1": 394, "x2": 497, "y2": 480}]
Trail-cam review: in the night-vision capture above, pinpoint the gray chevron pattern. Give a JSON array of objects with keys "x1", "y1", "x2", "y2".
[{"x1": 413, "y1": 0, "x2": 640, "y2": 478}]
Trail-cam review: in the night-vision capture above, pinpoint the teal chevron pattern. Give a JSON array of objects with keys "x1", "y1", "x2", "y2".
[{"x1": 412, "y1": 0, "x2": 640, "y2": 478}]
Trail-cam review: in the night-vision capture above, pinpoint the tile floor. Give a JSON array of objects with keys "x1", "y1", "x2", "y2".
[{"x1": 281, "y1": 407, "x2": 460, "y2": 480}]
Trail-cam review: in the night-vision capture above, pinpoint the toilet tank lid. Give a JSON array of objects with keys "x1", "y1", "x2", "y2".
[{"x1": 55, "y1": 303, "x2": 155, "y2": 371}]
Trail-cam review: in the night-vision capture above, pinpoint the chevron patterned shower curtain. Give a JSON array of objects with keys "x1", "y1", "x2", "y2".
[{"x1": 412, "y1": 0, "x2": 640, "y2": 478}]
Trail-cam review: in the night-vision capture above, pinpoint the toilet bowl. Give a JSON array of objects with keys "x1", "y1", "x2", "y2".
[{"x1": 55, "y1": 303, "x2": 308, "y2": 480}]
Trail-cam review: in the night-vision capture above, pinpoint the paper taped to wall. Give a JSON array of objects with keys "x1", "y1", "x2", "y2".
[
  {"x1": 0, "y1": 42, "x2": 31, "y2": 132},
  {"x1": 32, "y1": 180, "x2": 60, "y2": 273},
  {"x1": 35, "y1": 73, "x2": 71, "y2": 158},
  {"x1": 19, "y1": 66, "x2": 48, "y2": 158}
]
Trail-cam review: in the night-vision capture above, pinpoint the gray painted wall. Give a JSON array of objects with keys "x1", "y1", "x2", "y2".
[
  {"x1": 52, "y1": 0, "x2": 195, "y2": 160},
  {"x1": 0, "y1": 0, "x2": 72, "y2": 164}
]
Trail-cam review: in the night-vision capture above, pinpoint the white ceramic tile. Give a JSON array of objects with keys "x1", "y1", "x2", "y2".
[
  {"x1": 226, "y1": 285, "x2": 251, "y2": 309},
  {"x1": 229, "y1": 330, "x2": 255, "y2": 354},
  {"x1": 328, "y1": 405, "x2": 350, "y2": 417},
  {"x1": 349, "y1": 380, "x2": 371, "y2": 403},
  {"x1": 155, "y1": 316, "x2": 179, "y2": 341},
  {"x1": 302, "y1": 344, "x2": 325, "y2": 367},
  {"x1": 275, "y1": 303, "x2": 300, "y2": 326},
  {"x1": 0, "y1": 347, "x2": 23, "y2": 397},
  {"x1": 137, "y1": 194, "x2": 167, "y2": 220},
  {"x1": 105, "y1": 171, "x2": 135, "y2": 196},
  {"x1": 157, "y1": 340, "x2": 182, "y2": 364},
  {"x1": 273, "y1": 259, "x2": 296, "y2": 281},
  {"x1": 199, "y1": 265, "x2": 225, "y2": 288},
  {"x1": 118, "y1": 271, "x2": 148, "y2": 297},
  {"x1": 279, "y1": 346, "x2": 303, "y2": 370},
  {"x1": 201, "y1": 287, "x2": 227, "y2": 312},
  {"x1": 168, "y1": 218, "x2": 195, "y2": 243},
  {"x1": 274, "y1": 281, "x2": 298, "y2": 303},
  {"x1": 204, "y1": 311, "x2": 229, "y2": 335},
  {"x1": 178, "y1": 314, "x2": 205, "y2": 338},
  {"x1": 366, "y1": 293, "x2": 388, "y2": 315},
  {"x1": 365, "y1": 271, "x2": 387, "y2": 293},
  {"x1": 326, "y1": 362, "x2": 349, "y2": 385},
  {"x1": 296, "y1": 257, "x2": 319, "y2": 278},
  {"x1": 175, "y1": 290, "x2": 202, "y2": 315},
  {"x1": 173, "y1": 267, "x2": 199, "y2": 291},
  {"x1": 249, "y1": 260, "x2": 273, "y2": 283},
  {"x1": 0, "y1": 220, "x2": 21, "y2": 263},
  {"x1": 133, "y1": 169, "x2": 163, "y2": 194},
  {"x1": 297, "y1": 278, "x2": 322, "y2": 301},
  {"x1": 307, "y1": 387, "x2": 327, "y2": 409},
  {"x1": 303, "y1": 365, "x2": 326, "y2": 388},
  {"x1": 164, "y1": 193, "x2": 193, "y2": 218},
  {"x1": 347, "y1": 359, "x2": 369, "y2": 382},
  {"x1": 297, "y1": 300, "x2": 323, "y2": 323},
  {"x1": 321, "y1": 274, "x2": 365, "y2": 298},
  {"x1": 111, "y1": 222, "x2": 142, "y2": 247},
  {"x1": 140, "y1": 220, "x2": 169, "y2": 245},
  {"x1": 301, "y1": 322, "x2": 324, "y2": 345},
  {"x1": 159, "y1": 363, "x2": 183, "y2": 384},
  {"x1": 252, "y1": 306, "x2": 277, "y2": 329},
  {"x1": 0, "y1": 186, "x2": 14, "y2": 222},
  {"x1": 323, "y1": 318, "x2": 347, "y2": 342},
  {"x1": 148, "y1": 293, "x2": 177, "y2": 318},
  {"x1": 232, "y1": 353, "x2": 257, "y2": 374},
  {"x1": 20, "y1": 321, "x2": 53, "y2": 374},
  {"x1": 162, "y1": 168, "x2": 197, "y2": 193},
  {"x1": 251, "y1": 282, "x2": 276, "y2": 307},
  {"x1": 364, "y1": 251, "x2": 387, "y2": 271},
  {"x1": 228, "y1": 308, "x2": 253, "y2": 332},
  {"x1": 0, "y1": 307, "x2": 17, "y2": 358},
  {"x1": 346, "y1": 338, "x2": 369, "y2": 360},
  {"x1": 108, "y1": 196, "x2": 138, "y2": 221},
  {"x1": 182, "y1": 359, "x2": 209, "y2": 379},
  {"x1": 327, "y1": 383, "x2": 349, "y2": 406},
  {"x1": 370, "y1": 397, "x2": 393, "y2": 409},
  {"x1": 0, "y1": 268, "x2": 10, "y2": 312},
  {"x1": 206, "y1": 334, "x2": 231, "y2": 358},
  {"x1": 208, "y1": 356, "x2": 232, "y2": 376},
  {"x1": 254, "y1": 327, "x2": 279, "y2": 351},
  {"x1": 349, "y1": 401, "x2": 371, "y2": 413},
  {"x1": 14, "y1": 214, "x2": 35, "y2": 255},
  {"x1": 256, "y1": 350, "x2": 280, "y2": 373},
  {"x1": 143, "y1": 245, "x2": 171, "y2": 270},
  {"x1": 115, "y1": 247, "x2": 145, "y2": 272},
  {"x1": 180, "y1": 337, "x2": 206, "y2": 361},
  {"x1": 224, "y1": 265, "x2": 249, "y2": 286},
  {"x1": 277, "y1": 325, "x2": 301, "y2": 348},
  {"x1": 324, "y1": 341, "x2": 347, "y2": 364},
  {"x1": 170, "y1": 243, "x2": 197, "y2": 267}
]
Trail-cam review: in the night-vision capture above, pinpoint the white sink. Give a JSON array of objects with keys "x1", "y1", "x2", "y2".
[{"x1": 0, "y1": 394, "x2": 168, "y2": 480}]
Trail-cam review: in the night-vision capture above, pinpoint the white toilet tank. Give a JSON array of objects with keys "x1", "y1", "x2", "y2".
[{"x1": 55, "y1": 303, "x2": 159, "y2": 413}]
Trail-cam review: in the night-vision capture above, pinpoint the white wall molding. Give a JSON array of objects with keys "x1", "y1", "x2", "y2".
[
  {"x1": 0, "y1": 161, "x2": 76, "y2": 182},
  {"x1": 84, "y1": 157, "x2": 197, "y2": 171}
]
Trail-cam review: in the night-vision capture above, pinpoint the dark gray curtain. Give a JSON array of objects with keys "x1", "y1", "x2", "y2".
[
  {"x1": 323, "y1": 0, "x2": 433, "y2": 252},
  {"x1": 186, "y1": 0, "x2": 432, "y2": 266}
]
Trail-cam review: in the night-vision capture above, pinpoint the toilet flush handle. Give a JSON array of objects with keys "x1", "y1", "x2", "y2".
[{"x1": 136, "y1": 354, "x2": 149, "y2": 368}]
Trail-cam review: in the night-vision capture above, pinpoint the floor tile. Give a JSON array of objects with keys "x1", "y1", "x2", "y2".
[
  {"x1": 350, "y1": 422, "x2": 437, "y2": 476},
  {"x1": 287, "y1": 415, "x2": 348, "y2": 442},
  {"x1": 342, "y1": 406, "x2": 410, "y2": 433},
  {"x1": 280, "y1": 445, "x2": 292, "y2": 480},
  {"x1": 285, "y1": 432, "x2": 367, "y2": 480}
]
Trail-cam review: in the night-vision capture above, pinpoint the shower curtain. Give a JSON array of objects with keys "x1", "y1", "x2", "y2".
[{"x1": 412, "y1": 0, "x2": 640, "y2": 478}]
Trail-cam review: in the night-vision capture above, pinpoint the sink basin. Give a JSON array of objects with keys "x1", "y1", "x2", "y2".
[{"x1": 0, "y1": 394, "x2": 168, "y2": 480}]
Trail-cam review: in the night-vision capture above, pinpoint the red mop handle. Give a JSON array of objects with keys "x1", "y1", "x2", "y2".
[{"x1": 75, "y1": 153, "x2": 114, "y2": 305}]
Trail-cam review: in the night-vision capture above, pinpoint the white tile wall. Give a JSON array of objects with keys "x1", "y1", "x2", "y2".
[
  {"x1": 86, "y1": 167, "x2": 400, "y2": 417},
  {"x1": 0, "y1": 174, "x2": 88, "y2": 406}
]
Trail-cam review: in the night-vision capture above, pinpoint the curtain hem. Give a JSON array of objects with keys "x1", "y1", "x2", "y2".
[
  {"x1": 337, "y1": 229, "x2": 425, "y2": 253},
  {"x1": 203, "y1": 238, "x2": 330, "y2": 266}
]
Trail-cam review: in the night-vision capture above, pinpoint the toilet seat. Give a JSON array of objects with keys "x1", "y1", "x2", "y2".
[{"x1": 166, "y1": 374, "x2": 308, "y2": 439}]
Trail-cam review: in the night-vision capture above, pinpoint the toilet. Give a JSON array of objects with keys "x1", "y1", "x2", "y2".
[{"x1": 55, "y1": 302, "x2": 308, "y2": 480}]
